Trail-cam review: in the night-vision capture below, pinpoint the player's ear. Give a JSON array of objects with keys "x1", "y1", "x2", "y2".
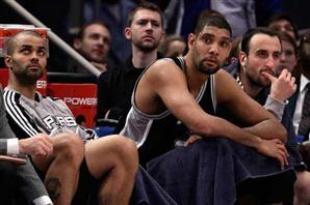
[
  {"x1": 124, "y1": 27, "x2": 132, "y2": 40},
  {"x1": 73, "y1": 38, "x2": 81, "y2": 49},
  {"x1": 4, "y1": 55, "x2": 13, "y2": 69},
  {"x1": 239, "y1": 51, "x2": 247, "y2": 67},
  {"x1": 188, "y1": 33, "x2": 196, "y2": 50}
]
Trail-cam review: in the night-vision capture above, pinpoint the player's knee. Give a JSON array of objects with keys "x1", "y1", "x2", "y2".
[
  {"x1": 295, "y1": 171, "x2": 310, "y2": 200},
  {"x1": 111, "y1": 135, "x2": 138, "y2": 168},
  {"x1": 55, "y1": 134, "x2": 84, "y2": 165}
]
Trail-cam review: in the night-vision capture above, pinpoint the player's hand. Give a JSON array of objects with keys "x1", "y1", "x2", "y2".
[
  {"x1": 185, "y1": 134, "x2": 202, "y2": 146},
  {"x1": 19, "y1": 134, "x2": 53, "y2": 157},
  {"x1": 256, "y1": 138, "x2": 289, "y2": 169},
  {"x1": 262, "y1": 69, "x2": 296, "y2": 102}
]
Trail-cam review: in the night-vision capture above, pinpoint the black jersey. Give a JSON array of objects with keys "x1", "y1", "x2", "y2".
[{"x1": 122, "y1": 57, "x2": 217, "y2": 165}]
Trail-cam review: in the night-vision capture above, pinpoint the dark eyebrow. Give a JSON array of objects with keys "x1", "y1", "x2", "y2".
[
  {"x1": 255, "y1": 49, "x2": 268, "y2": 53},
  {"x1": 221, "y1": 37, "x2": 232, "y2": 42},
  {"x1": 201, "y1": 33, "x2": 215, "y2": 38},
  {"x1": 19, "y1": 45, "x2": 46, "y2": 51},
  {"x1": 150, "y1": 19, "x2": 160, "y2": 24},
  {"x1": 89, "y1": 32, "x2": 101, "y2": 37},
  {"x1": 201, "y1": 33, "x2": 231, "y2": 42},
  {"x1": 137, "y1": 18, "x2": 160, "y2": 23}
]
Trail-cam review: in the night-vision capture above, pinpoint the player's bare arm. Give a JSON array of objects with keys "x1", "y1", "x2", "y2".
[
  {"x1": 215, "y1": 69, "x2": 287, "y2": 142},
  {"x1": 138, "y1": 60, "x2": 288, "y2": 167},
  {"x1": 138, "y1": 60, "x2": 266, "y2": 147}
]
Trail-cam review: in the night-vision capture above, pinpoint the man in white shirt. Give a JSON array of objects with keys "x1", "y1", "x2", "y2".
[{"x1": 289, "y1": 33, "x2": 310, "y2": 141}]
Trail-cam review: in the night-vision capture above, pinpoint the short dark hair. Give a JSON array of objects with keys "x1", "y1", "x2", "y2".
[
  {"x1": 194, "y1": 10, "x2": 231, "y2": 36},
  {"x1": 5, "y1": 30, "x2": 44, "y2": 55},
  {"x1": 267, "y1": 13, "x2": 298, "y2": 39},
  {"x1": 77, "y1": 20, "x2": 110, "y2": 39},
  {"x1": 127, "y1": 2, "x2": 164, "y2": 27},
  {"x1": 241, "y1": 27, "x2": 281, "y2": 55},
  {"x1": 198, "y1": 9, "x2": 225, "y2": 21}
]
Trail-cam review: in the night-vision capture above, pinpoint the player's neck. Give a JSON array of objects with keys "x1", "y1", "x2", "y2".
[
  {"x1": 239, "y1": 70, "x2": 263, "y2": 98},
  {"x1": 8, "y1": 78, "x2": 36, "y2": 100},
  {"x1": 183, "y1": 55, "x2": 209, "y2": 95}
]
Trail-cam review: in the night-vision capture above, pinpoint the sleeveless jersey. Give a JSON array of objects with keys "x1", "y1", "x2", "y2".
[{"x1": 121, "y1": 57, "x2": 217, "y2": 165}]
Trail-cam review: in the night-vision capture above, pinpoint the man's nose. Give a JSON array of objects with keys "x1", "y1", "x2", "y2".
[
  {"x1": 31, "y1": 52, "x2": 39, "y2": 60},
  {"x1": 280, "y1": 26, "x2": 287, "y2": 33},
  {"x1": 96, "y1": 38, "x2": 104, "y2": 46},
  {"x1": 145, "y1": 22, "x2": 153, "y2": 30},
  {"x1": 265, "y1": 57, "x2": 276, "y2": 69},
  {"x1": 280, "y1": 53, "x2": 286, "y2": 62},
  {"x1": 209, "y1": 43, "x2": 219, "y2": 55}
]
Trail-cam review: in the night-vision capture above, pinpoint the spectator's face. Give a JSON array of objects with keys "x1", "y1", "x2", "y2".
[
  {"x1": 75, "y1": 24, "x2": 111, "y2": 63},
  {"x1": 278, "y1": 40, "x2": 297, "y2": 74},
  {"x1": 269, "y1": 20, "x2": 296, "y2": 40},
  {"x1": 240, "y1": 34, "x2": 281, "y2": 87},
  {"x1": 5, "y1": 34, "x2": 47, "y2": 85},
  {"x1": 165, "y1": 40, "x2": 186, "y2": 57},
  {"x1": 189, "y1": 26, "x2": 231, "y2": 74},
  {"x1": 125, "y1": 9, "x2": 163, "y2": 52}
]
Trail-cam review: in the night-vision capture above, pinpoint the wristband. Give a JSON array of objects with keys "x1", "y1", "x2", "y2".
[{"x1": 264, "y1": 95, "x2": 286, "y2": 120}]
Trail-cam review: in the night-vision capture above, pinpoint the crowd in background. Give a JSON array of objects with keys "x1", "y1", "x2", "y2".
[{"x1": 1, "y1": 0, "x2": 310, "y2": 72}]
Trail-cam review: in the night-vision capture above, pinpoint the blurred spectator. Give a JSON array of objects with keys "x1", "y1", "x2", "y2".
[
  {"x1": 227, "y1": 36, "x2": 242, "y2": 65},
  {"x1": 159, "y1": 35, "x2": 186, "y2": 58},
  {"x1": 282, "y1": 0, "x2": 310, "y2": 31},
  {"x1": 267, "y1": 13, "x2": 298, "y2": 40},
  {"x1": 69, "y1": 20, "x2": 113, "y2": 74},
  {"x1": 277, "y1": 32, "x2": 298, "y2": 75}
]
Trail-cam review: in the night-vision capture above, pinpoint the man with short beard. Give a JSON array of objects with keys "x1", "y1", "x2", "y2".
[
  {"x1": 3, "y1": 30, "x2": 138, "y2": 205},
  {"x1": 96, "y1": 2, "x2": 164, "y2": 133},
  {"x1": 225, "y1": 27, "x2": 310, "y2": 204}
]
